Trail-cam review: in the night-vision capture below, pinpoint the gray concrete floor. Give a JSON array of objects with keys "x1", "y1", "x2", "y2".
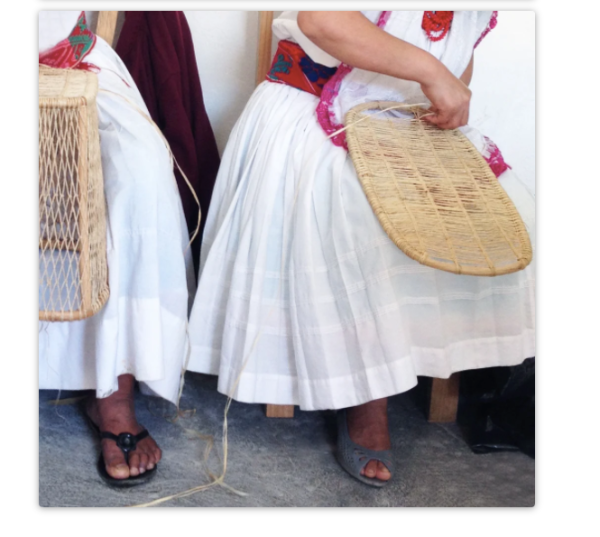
[{"x1": 39, "y1": 373, "x2": 534, "y2": 507}]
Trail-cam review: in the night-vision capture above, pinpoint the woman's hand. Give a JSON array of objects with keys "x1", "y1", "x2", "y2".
[{"x1": 421, "y1": 69, "x2": 471, "y2": 130}]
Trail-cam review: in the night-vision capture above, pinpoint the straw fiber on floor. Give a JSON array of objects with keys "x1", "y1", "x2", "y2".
[{"x1": 39, "y1": 374, "x2": 534, "y2": 507}]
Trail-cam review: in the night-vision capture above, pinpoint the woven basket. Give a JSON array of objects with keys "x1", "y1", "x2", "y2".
[
  {"x1": 39, "y1": 65, "x2": 109, "y2": 321},
  {"x1": 345, "y1": 101, "x2": 532, "y2": 277}
]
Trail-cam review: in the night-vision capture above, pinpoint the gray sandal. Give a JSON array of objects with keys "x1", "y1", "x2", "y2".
[{"x1": 336, "y1": 408, "x2": 394, "y2": 488}]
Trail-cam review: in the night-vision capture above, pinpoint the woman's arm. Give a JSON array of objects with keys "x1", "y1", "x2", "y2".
[{"x1": 297, "y1": 11, "x2": 471, "y2": 129}]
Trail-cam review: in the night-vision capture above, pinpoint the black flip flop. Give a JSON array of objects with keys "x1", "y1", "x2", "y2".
[
  {"x1": 82, "y1": 404, "x2": 158, "y2": 488},
  {"x1": 96, "y1": 429, "x2": 158, "y2": 488}
]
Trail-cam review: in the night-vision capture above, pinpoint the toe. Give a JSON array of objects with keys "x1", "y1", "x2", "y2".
[
  {"x1": 104, "y1": 451, "x2": 130, "y2": 480},
  {"x1": 376, "y1": 461, "x2": 392, "y2": 481},
  {"x1": 107, "y1": 463, "x2": 130, "y2": 480},
  {"x1": 102, "y1": 441, "x2": 130, "y2": 480},
  {"x1": 140, "y1": 438, "x2": 161, "y2": 468},
  {"x1": 154, "y1": 446, "x2": 162, "y2": 465},
  {"x1": 148, "y1": 443, "x2": 161, "y2": 467},
  {"x1": 362, "y1": 460, "x2": 378, "y2": 479},
  {"x1": 128, "y1": 453, "x2": 140, "y2": 476},
  {"x1": 138, "y1": 452, "x2": 149, "y2": 474}
]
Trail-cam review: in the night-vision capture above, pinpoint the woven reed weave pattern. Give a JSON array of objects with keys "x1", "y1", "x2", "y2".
[
  {"x1": 39, "y1": 66, "x2": 109, "y2": 321},
  {"x1": 345, "y1": 101, "x2": 532, "y2": 276}
]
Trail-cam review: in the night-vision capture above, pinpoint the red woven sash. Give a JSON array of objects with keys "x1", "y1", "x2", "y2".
[{"x1": 265, "y1": 40, "x2": 337, "y2": 97}]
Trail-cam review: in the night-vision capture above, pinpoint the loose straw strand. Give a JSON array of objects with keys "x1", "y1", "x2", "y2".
[
  {"x1": 40, "y1": 63, "x2": 202, "y2": 249},
  {"x1": 130, "y1": 113, "x2": 323, "y2": 508},
  {"x1": 129, "y1": 101, "x2": 437, "y2": 507},
  {"x1": 97, "y1": 89, "x2": 202, "y2": 251}
]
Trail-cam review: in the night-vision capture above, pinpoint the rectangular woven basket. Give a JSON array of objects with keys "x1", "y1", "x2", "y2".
[{"x1": 39, "y1": 65, "x2": 109, "y2": 321}]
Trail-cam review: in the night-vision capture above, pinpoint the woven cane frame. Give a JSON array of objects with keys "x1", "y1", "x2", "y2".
[
  {"x1": 39, "y1": 66, "x2": 109, "y2": 320},
  {"x1": 345, "y1": 101, "x2": 532, "y2": 276}
]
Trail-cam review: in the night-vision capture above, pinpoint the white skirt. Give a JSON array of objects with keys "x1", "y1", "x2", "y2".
[
  {"x1": 39, "y1": 39, "x2": 194, "y2": 405},
  {"x1": 187, "y1": 82, "x2": 535, "y2": 411}
]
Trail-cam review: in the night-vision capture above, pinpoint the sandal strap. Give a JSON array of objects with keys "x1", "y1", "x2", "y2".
[
  {"x1": 99, "y1": 429, "x2": 149, "y2": 458},
  {"x1": 350, "y1": 445, "x2": 394, "y2": 474}
]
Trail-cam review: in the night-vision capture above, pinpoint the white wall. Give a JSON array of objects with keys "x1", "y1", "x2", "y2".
[
  {"x1": 469, "y1": 11, "x2": 535, "y2": 194},
  {"x1": 184, "y1": 11, "x2": 263, "y2": 155}
]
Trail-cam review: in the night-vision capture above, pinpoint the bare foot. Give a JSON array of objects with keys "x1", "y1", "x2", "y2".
[
  {"x1": 346, "y1": 398, "x2": 392, "y2": 482},
  {"x1": 85, "y1": 375, "x2": 162, "y2": 480}
]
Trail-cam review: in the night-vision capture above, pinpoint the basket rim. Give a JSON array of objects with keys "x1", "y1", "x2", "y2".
[{"x1": 39, "y1": 65, "x2": 99, "y2": 103}]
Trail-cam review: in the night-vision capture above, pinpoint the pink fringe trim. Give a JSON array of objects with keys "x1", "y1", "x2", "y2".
[
  {"x1": 483, "y1": 135, "x2": 511, "y2": 178},
  {"x1": 474, "y1": 11, "x2": 498, "y2": 49}
]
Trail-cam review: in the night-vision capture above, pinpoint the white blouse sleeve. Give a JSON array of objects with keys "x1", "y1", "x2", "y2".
[{"x1": 272, "y1": 11, "x2": 341, "y2": 68}]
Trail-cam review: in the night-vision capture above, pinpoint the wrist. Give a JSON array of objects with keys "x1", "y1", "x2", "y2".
[{"x1": 414, "y1": 52, "x2": 448, "y2": 87}]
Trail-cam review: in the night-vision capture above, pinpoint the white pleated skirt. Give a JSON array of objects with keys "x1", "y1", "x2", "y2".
[
  {"x1": 39, "y1": 39, "x2": 194, "y2": 405},
  {"x1": 187, "y1": 82, "x2": 535, "y2": 411}
]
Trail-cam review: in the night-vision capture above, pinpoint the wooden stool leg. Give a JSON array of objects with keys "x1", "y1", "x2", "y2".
[
  {"x1": 256, "y1": 12, "x2": 274, "y2": 85},
  {"x1": 257, "y1": 14, "x2": 285, "y2": 422},
  {"x1": 427, "y1": 373, "x2": 460, "y2": 423},
  {"x1": 266, "y1": 404, "x2": 294, "y2": 418}
]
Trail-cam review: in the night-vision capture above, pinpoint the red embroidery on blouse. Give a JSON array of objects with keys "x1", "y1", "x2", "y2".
[
  {"x1": 39, "y1": 11, "x2": 99, "y2": 72},
  {"x1": 422, "y1": 12, "x2": 454, "y2": 42},
  {"x1": 316, "y1": 11, "x2": 391, "y2": 149},
  {"x1": 474, "y1": 11, "x2": 498, "y2": 49}
]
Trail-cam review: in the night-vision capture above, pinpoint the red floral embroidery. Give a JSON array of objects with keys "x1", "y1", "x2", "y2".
[
  {"x1": 39, "y1": 11, "x2": 99, "y2": 72},
  {"x1": 422, "y1": 12, "x2": 454, "y2": 42}
]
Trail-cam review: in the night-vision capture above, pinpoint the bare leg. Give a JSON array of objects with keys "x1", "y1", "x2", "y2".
[
  {"x1": 345, "y1": 397, "x2": 392, "y2": 481},
  {"x1": 85, "y1": 374, "x2": 162, "y2": 479}
]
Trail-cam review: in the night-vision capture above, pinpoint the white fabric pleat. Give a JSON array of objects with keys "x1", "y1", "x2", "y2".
[{"x1": 187, "y1": 82, "x2": 535, "y2": 410}]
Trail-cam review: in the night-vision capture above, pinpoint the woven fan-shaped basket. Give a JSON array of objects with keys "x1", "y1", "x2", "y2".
[
  {"x1": 345, "y1": 101, "x2": 532, "y2": 277},
  {"x1": 39, "y1": 65, "x2": 109, "y2": 321}
]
